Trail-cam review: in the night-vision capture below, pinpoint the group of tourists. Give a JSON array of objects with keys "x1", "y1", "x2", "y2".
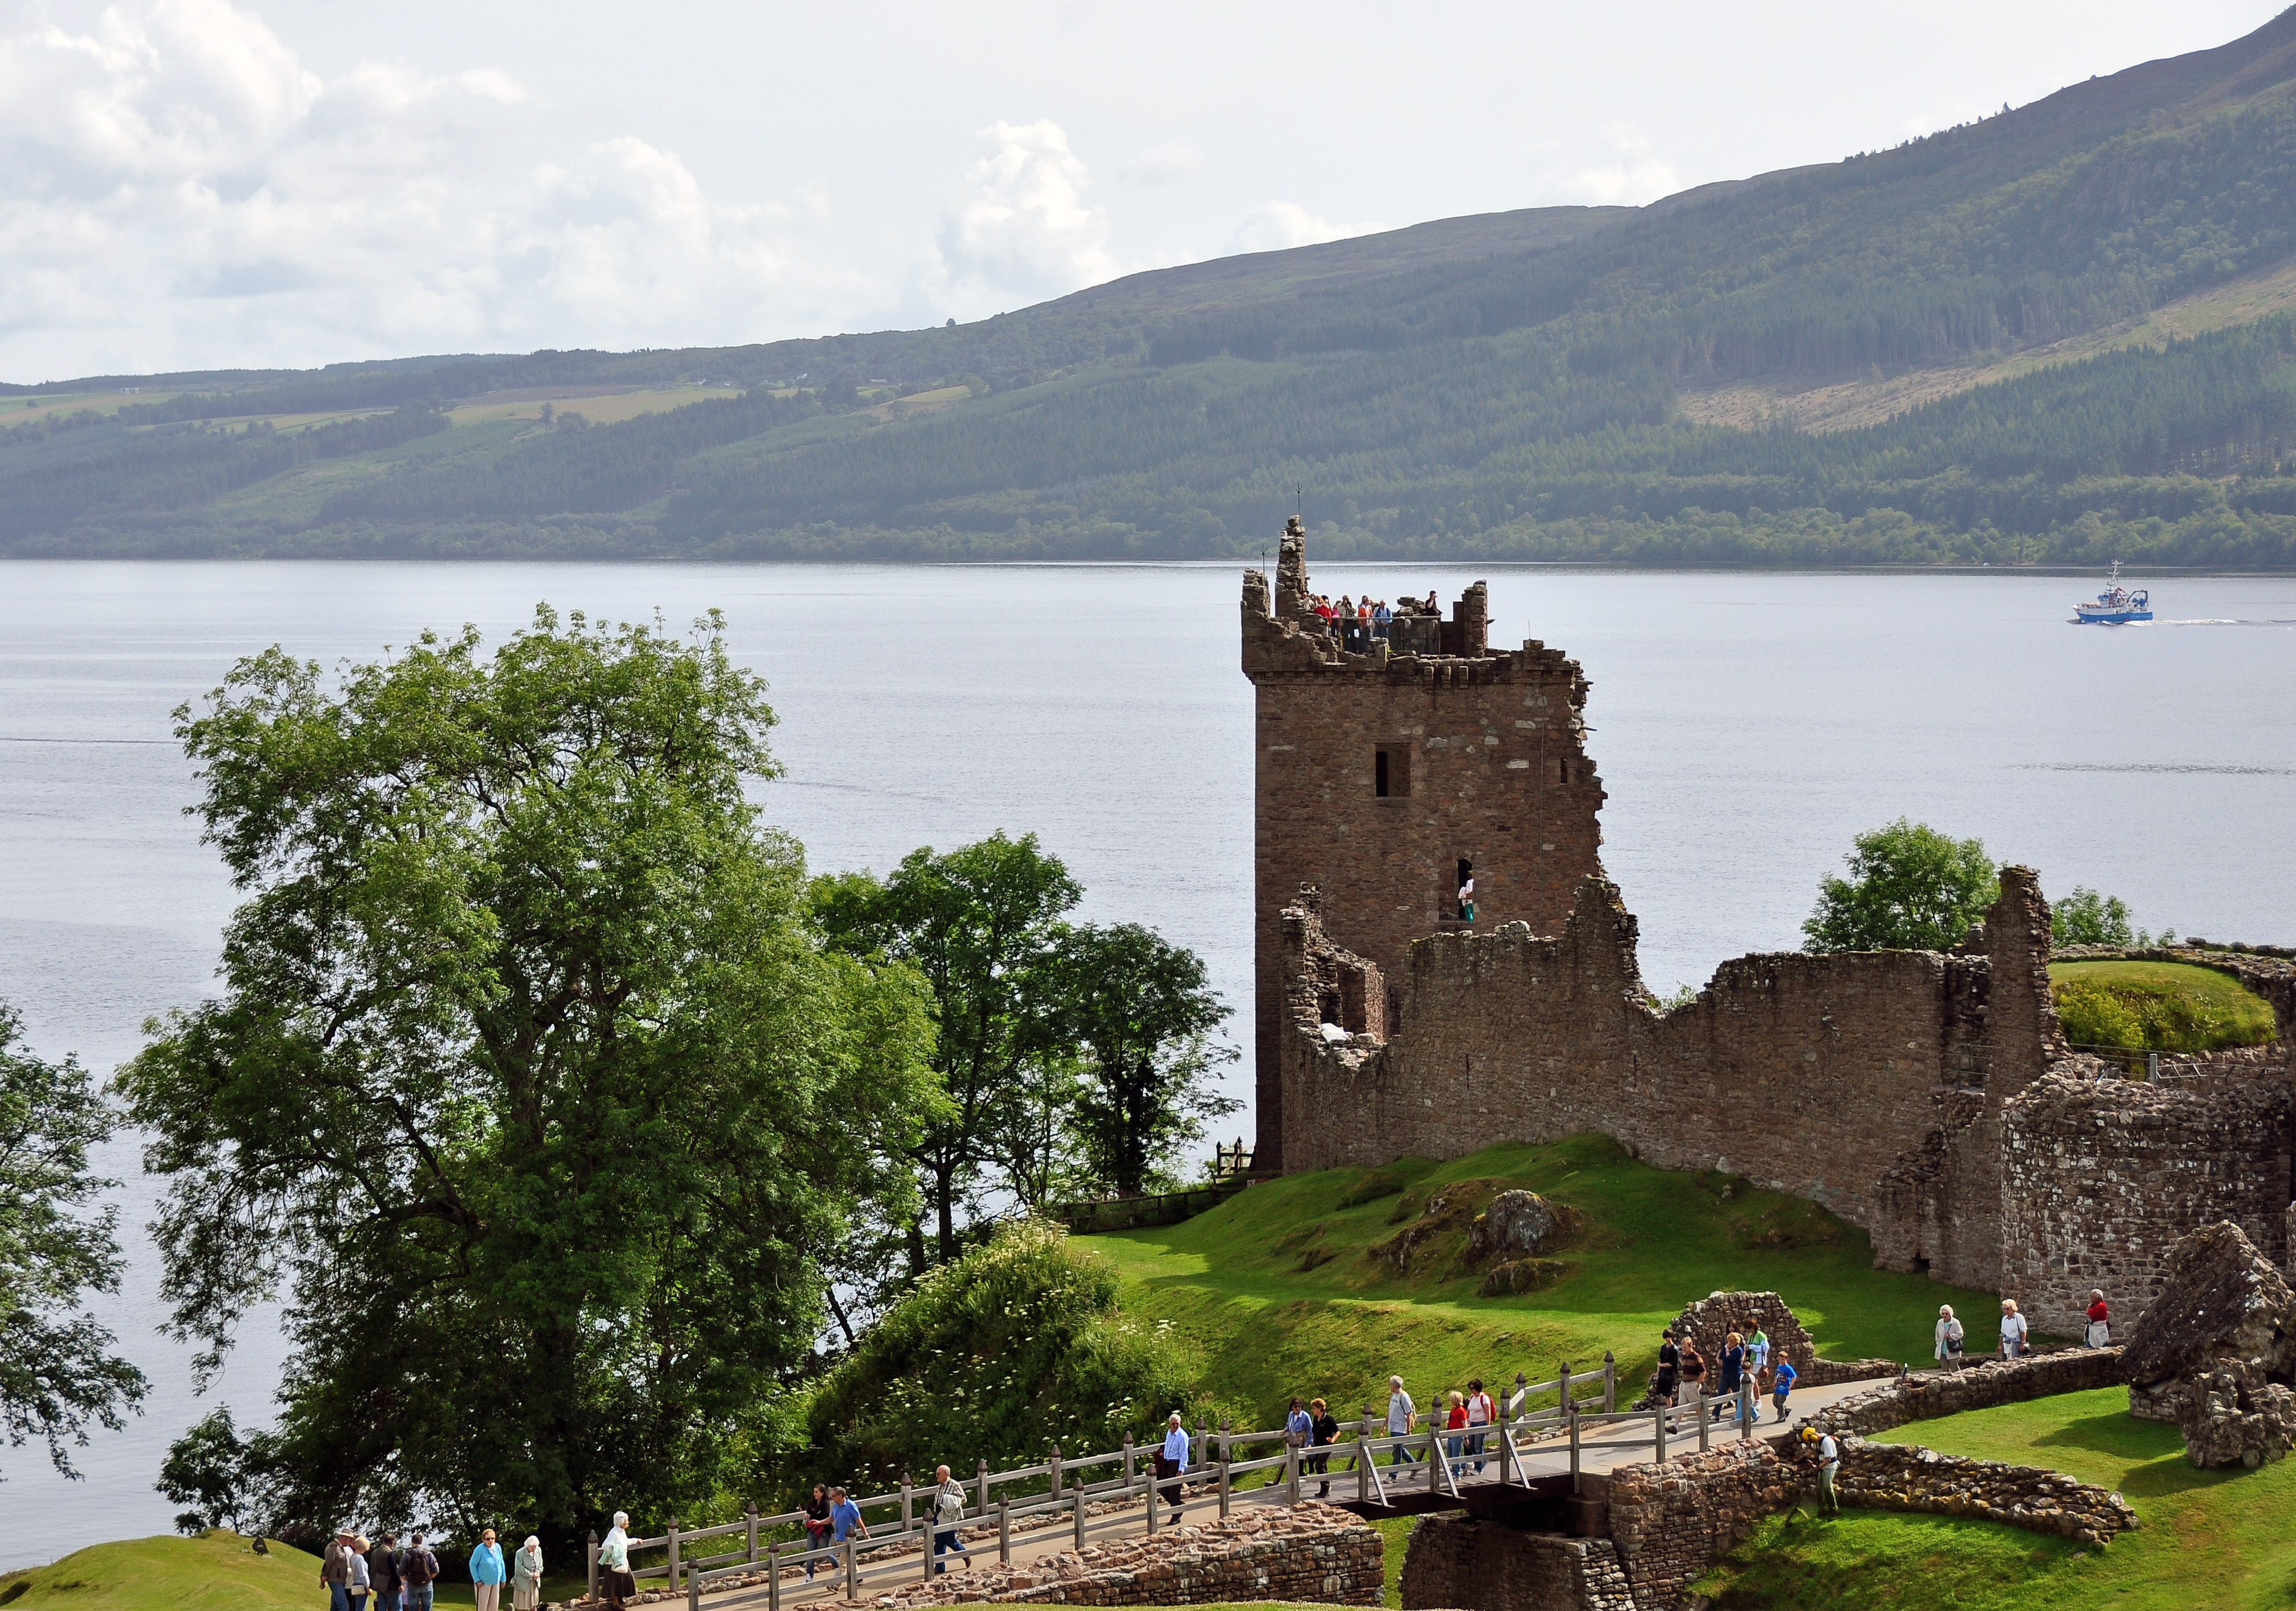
[
  {"x1": 1652, "y1": 1325, "x2": 1796, "y2": 1428},
  {"x1": 320, "y1": 1529, "x2": 543, "y2": 1611},
  {"x1": 1932, "y1": 1290, "x2": 2107, "y2": 1369},
  {"x1": 1307, "y1": 591, "x2": 1438, "y2": 629}
]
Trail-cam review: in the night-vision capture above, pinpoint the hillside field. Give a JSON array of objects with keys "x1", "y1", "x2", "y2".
[{"x1": 1087, "y1": 1136, "x2": 2002, "y2": 1429}]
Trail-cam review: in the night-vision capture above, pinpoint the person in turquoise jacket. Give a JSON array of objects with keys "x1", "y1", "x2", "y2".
[{"x1": 468, "y1": 1529, "x2": 507, "y2": 1611}]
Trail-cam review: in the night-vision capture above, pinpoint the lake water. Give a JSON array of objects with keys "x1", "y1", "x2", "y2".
[{"x1": 3, "y1": 560, "x2": 2293, "y2": 1565}]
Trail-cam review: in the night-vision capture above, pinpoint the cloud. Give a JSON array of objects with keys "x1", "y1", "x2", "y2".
[
  {"x1": 926, "y1": 119, "x2": 1119, "y2": 317},
  {"x1": 1230, "y1": 201, "x2": 1378, "y2": 255},
  {"x1": 1558, "y1": 121, "x2": 1681, "y2": 206},
  {"x1": 0, "y1": 0, "x2": 859, "y2": 376},
  {"x1": 1119, "y1": 141, "x2": 1208, "y2": 185}
]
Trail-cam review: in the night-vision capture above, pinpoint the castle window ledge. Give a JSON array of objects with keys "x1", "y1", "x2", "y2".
[{"x1": 1507, "y1": 759, "x2": 1530, "y2": 769}]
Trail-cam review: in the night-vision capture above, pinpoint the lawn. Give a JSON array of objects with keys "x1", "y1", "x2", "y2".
[
  {"x1": 1693, "y1": 1385, "x2": 2296, "y2": 1609},
  {"x1": 2048, "y1": 959, "x2": 2278, "y2": 1053},
  {"x1": 1090, "y1": 1136, "x2": 2001, "y2": 1429},
  {"x1": 0, "y1": 1531, "x2": 321, "y2": 1611}
]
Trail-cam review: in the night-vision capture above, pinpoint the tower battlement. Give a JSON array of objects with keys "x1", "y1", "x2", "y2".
[{"x1": 1241, "y1": 517, "x2": 1606, "y2": 1167}]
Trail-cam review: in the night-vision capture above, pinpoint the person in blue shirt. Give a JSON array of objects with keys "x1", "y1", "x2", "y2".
[
  {"x1": 1769, "y1": 1356, "x2": 1798, "y2": 1423},
  {"x1": 1158, "y1": 1413, "x2": 1191, "y2": 1521},
  {"x1": 468, "y1": 1530, "x2": 506, "y2": 1611},
  {"x1": 1285, "y1": 1397, "x2": 1312, "y2": 1450},
  {"x1": 829, "y1": 1488, "x2": 867, "y2": 1544}
]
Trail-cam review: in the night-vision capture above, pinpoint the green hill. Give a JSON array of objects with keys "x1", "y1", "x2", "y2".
[
  {"x1": 1091, "y1": 1136, "x2": 2002, "y2": 1429},
  {"x1": 0, "y1": 1532, "x2": 320, "y2": 1611},
  {"x1": 17, "y1": 10, "x2": 2296, "y2": 562}
]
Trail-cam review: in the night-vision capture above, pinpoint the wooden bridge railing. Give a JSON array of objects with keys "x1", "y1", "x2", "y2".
[{"x1": 587, "y1": 1351, "x2": 1779, "y2": 1608}]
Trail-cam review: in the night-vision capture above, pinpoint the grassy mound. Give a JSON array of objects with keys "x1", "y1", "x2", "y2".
[
  {"x1": 1695, "y1": 1385, "x2": 2296, "y2": 1609},
  {"x1": 1090, "y1": 1136, "x2": 2001, "y2": 1429},
  {"x1": 2048, "y1": 960, "x2": 2277, "y2": 1054},
  {"x1": 0, "y1": 1532, "x2": 319, "y2": 1611}
]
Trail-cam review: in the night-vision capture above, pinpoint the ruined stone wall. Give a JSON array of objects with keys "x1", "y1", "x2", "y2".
[
  {"x1": 1278, "y1": 871, "x2": 2062, "y2": 1290},
  {"x1": 1243, "y1": 553, "x2": 1606, "y2": 1169},
  {"x1": 1397, "y1": 1516, "x2": 1633, "y2": 1611},
  {"x1": 2001, "y1": 1066, "x2": 2294, "y2": 1336},
  {"x1": 1604, "y1": 1442, "x2": 1801, "y2": 1609},
  {"x1": 1808, "y1": 1347, "x2": 2128, "y2": 1438},
  {"x1": 1664, "y1": 1292, "x2": 1897, "y2": 1388},
  {"x1": 1832, "y1": 1438, "x2": 2137, "y2": 1543},
  {"x1": 862, "y1": 1504, "x2": 1381, "y2": 1608}
]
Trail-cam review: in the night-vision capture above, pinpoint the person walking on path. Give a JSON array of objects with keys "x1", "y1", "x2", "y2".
[
  {"x1": 1934, "y1": 1305, "x2": 1966, "y2": 1370},
  {"x1": 1443, "y1": 1391, "x2": 1469, "y2": 1477},
  {"x1": 2087, "y1": 1290, "x2": 2112, "y2": 1348},
  {"x1": 1999, "y1": 1300, "x2": 2030, "y2": 1360},
  {"x1": 372, "y1": 1534, "x2": 402, "y2": 1611},
  {"x1": 1386, "y1": 1377, "x2": 1421, "y2": 1467},
  {"x1": 1465, "y1": 1380, "x2": 1495, "y2": 1474},
  {"x1": 594, "y1": 1518, "x2": 627, "y2": 1611},
  {"x1": 800, "y1": 1485, "x2": 831, "y2": 1580},
  {"x1": 1675, "y1": 1338, "x2": 1708, "y2": 1430},
  {"x1": 1714, "y1": 1333, "x2": 1745, "y2": 1422},
  {"x1": 346, "y1": 1537, "x2": 372, "y2": 1611},
  {"x1": 930, "y1": 1465, "x2": 970, "y2": 1575},
  {"x1": 469, "y1": 1529, "x2": 506, "y2": 1611},
  {"x1": 400, "y1": 1535, "x2": 439, "y2": 1611},
  {"x1": 1815, "y1": 1430, "x2": 1841, "y2": 1515},
  {"x1": 1309, "y1": 1399, "x2": 1338, "y2": 1499},
  {"x1": 323, "y1": 1529, "x2": 355, "y2": 1611},
  {"x1": 829, "y1": 1488, "x2": 867, "y2": 1547},
  {"x1": 1747, "y1": 1327, "x2": 1772, "y2": 1394},
  {"x1": 512, "y1": 1539, "x2": 543, "y2": 1611},
  {"x1": 1652, "y1": 1332, "x2": 1680, "y2": 1411},
  {"x1": 1158, "y1": 1413, "x2": 1191, "y2": 1522},
  {"x1": 1770, "y1": 1356, "x2": 1798, "y2": 1422}
]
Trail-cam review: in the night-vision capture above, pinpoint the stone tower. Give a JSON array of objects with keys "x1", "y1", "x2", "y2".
[{"x1": 1240, "y1": 519, "x2": 1607, "y2": 1168}]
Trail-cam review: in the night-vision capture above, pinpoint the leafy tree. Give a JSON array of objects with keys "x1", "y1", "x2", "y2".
[
  {"x1": 812, "y1": 833, "x2": 1082, "y2": 1270},
  {"x1": 2052, "y1": 885, "x2": 2174, "y2": 948},
  {"x1": 799, "y1": 1218, "x2": 1189, "y2": 1495},
  {"x1": 1801, "y1": 819, "x2": 1999, "y2": 953},
  {"x1": 157, "y1": 1406, "x2": 271, "y2": 1535},
  {"x1": 1051, "y1": 924, "x2": 1238, "y2": 1197},
  {"x1": 118, "y1": 608, "x2": 936, "y2": 1545},
  {"x1": 0, "y1": 1006, "x2": 146, "y2": 1478}
]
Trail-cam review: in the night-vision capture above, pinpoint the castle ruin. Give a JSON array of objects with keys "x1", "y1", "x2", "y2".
[{"x1": 1242, "y1": 527, "x2": 2295, "y2": 1334}]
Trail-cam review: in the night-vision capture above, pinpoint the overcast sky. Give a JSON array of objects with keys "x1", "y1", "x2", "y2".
[{"x1": 0, "y1": 0, "x2": 2279, "y2": 381}]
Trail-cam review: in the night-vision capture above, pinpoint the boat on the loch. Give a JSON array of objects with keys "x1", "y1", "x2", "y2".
[{"x1": 2071, "y1": 562, "x2": 2152, "y2": 624}]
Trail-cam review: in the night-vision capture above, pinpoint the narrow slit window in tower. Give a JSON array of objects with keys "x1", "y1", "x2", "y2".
[{"x1": 1374, "y1": 746, "x2": 1408, "y2": 799}]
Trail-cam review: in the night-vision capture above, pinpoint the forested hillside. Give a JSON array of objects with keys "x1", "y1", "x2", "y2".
[{"x1": 13, "y1": 9, "x2": 2296, "y2": 564}]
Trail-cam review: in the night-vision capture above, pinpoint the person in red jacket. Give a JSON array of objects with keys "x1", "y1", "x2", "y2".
[{"x1": 2086, "y1": 1290, "x2": 2112, "y2": 1348}]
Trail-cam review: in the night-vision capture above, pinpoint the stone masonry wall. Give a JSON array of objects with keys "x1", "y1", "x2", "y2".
[
  {"x1": 1806, "y1": 1347, "x2": 2128, "y2": 1438},
  {"x1": 1831, "y1": 1438, "x2": 2137, "y2": 1544},
  {"x1": 2001, "y1": 1065, "x2": 2293, "y2": 1335},
  {"x1": 1243, "y1": 540, "x2": 1606, "y2": 1170},
  {"x1": 1604, "y1": 1441, "x2": 1802, "y2": 1609},
  {"x1": 1278, "y1": 869, "x2": 2062, "y2": 1291},
  {"x1": 862, "y1": 1504, "x2": 1381, "y2": 1608},
  {"x1": 1398, "y1": 1514, "x2": 1634, "y2": 1611},
  {"x1": 1664, "y1": 1292, "x2": 1897, "y2": 1388}
]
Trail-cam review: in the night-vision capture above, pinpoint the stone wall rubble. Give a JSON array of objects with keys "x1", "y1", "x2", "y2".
[
  {"x1": 862, "y1": 1504, "x2": 1381, "y2": 1608},
  {"x1": 1806, "y1": 1347, "x2": 2126, "y2": 1439},
  {"x1": 1831, "y1": 1437, "x2": 2137, "y2": 1544}
]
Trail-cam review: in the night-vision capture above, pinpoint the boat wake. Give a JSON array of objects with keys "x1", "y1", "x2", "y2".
[{"x1": 2015, "y1": 762, "x2": 2296, "y2": 777}]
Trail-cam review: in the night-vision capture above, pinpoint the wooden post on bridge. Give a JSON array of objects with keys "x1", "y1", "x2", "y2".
[
  {"x1": 1073, "y1": 1490, "x2": 1086, "y2": 1551},
  {"x1": 667, "y1": 1518, "x2": 679, "y2": 1595},
  {"x1": 1655, "y1": 1403, "x2": 1668, "y2": 1464},
  {"x1": 1568, "y1": 1410, "x2": 1582, "y2": 1496},
  {"x1": 901, "y1": 1473, "x2": 913, "y2": 1533},
  {"x1": 745, "y1": 1505, "x2": 759, "y2": 1566},
  {"x1": 1123, "y1": 1433, "x2": 1136, "y2": 1498},
  {"x1": 766, "y1": 1544, "x2": 779, "y2": 1611},
  {"x1": 843, "y1": 1536, "x2": 857, "y2": 1602},
  {"x1": 999, "y1": 1498, "x2": 1011, "y2": 1562},
  {"x1": 1559, "y1": 1362, "x2": 1573, "y2": 1418},
  {"x1": 1286, "y1": 1436, "x2": 1300, "y2": 1504},
  {"x1": 1427, "y1": 1418, "x2": 1441, "y2": 1488},
  {"x1": 1697, "y1": 1389, "x2": 1710, "y2": 1452},
  {"x1": 977, "y1": 1458, "x2": 989, "y2": 1520},
  {"x1": 1050, "y1": 1443, "x2": 1064, "y2": 1499},
  {"x1": 1358, "y1": 1407, "x2": 1374, "y2": 1504},
  {"x1": 586, "y1": 1532, "x2": 597, "y2": 1606},
  {"x1": 1603, "y1": 1352, "x2": 1617, "y2": 1413},
  {"x1": 687, "y1": 1558, "x2": 699, "y2": 1611},
  {"x1": 1217, "y1": 1420, "x2": 1232, "y2": 1518}
]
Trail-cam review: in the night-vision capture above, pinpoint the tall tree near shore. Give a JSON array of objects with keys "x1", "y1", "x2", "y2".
[
  {"x1": 812, "y1": 832, "x2": 1080, "y2": 1271},
  {"x1": 120, "y1": 608, "x2": 936, "y2": 1543},
  {"x1": 0, "y1": 1005, "x2": 146, "y2": 1478},
  {"x1": 1052, "y1": 924, "x2": 1238, "y2": 1197},
  {"x1": 1802, "y1": 818, "x2": 1999, "y2": 953}
]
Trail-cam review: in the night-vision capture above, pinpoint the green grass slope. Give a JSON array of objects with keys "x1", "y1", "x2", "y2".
[
  {"x1": 0, "y1": 1532, "x2": 320, "y2": 1611},
  {"x1": 2050, "y1": 960, "x2": 2280, "y2": 1053},
  {"x1": 1091, "y1": 1136, "x2": 1999, "y2": 1429},
  {"x1": 1695, "y1": 1385, "x2": 2296, "y2": 1609}
]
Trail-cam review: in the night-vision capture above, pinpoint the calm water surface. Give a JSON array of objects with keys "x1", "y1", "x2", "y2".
[{"x1": 2, "y1": 561, "x2": 2292, "y2": 1563}]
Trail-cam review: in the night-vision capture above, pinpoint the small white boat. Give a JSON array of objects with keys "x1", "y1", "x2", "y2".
[{"x1": 2071, "y1": 562, "x2": 2151, "y2": 624}]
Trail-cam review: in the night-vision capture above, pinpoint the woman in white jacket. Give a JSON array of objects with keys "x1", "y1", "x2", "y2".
[{"x1": 1934, "y1": 1305, "x2": 1965, "y2": 1369}]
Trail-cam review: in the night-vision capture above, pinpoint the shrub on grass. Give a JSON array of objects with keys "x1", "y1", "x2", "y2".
[
  {"x1": 799, "y1": 1219, "x2": 1190, "y2": 1495},
  {"x1": 2051, "y1": 963, "x2": 2277, "y2": 1053}
]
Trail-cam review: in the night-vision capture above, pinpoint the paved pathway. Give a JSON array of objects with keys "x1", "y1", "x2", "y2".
[{"x1": 716, "y1": 1376, "x2": 1890, "y2": 1606}]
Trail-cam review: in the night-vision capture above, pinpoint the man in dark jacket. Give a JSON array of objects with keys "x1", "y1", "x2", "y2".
[{"x1": 372, "y1": 1534, "x2": 403, "y2": 1611}]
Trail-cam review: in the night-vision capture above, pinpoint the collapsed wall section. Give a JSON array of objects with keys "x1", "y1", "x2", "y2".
[
  {"x1": 2001, "y1": 1058, "x2": 2294, "y2": 1334},
  {"x1": 1279, "y1": 869, "x2": 2060, "y2": 1289}
]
